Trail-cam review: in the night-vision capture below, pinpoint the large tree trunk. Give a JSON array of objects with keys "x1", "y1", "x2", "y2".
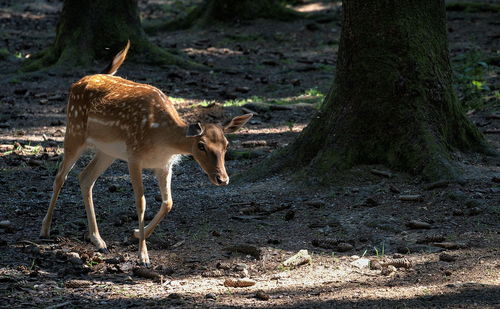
[
  {"x1": 147, "y1": 0, "x2": 300, "y2": 33},
  {"x1": 24, "y1": 0, "x2": 192, "y2": 71},
  {"x1": 263, "y1": 0, "x2": 488, "y2": 181}
]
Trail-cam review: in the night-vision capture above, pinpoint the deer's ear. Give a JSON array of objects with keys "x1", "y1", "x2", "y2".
[
  {"x1": 224, "y1": 114, "x2": 253, "y2": 133},
  {"x1": 186, "y1": 123, "x2": 204, "y2": 137}
]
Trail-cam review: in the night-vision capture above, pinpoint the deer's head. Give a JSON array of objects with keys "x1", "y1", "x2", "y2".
[{"x1": 186, "y1": 114, "x2": 252, "y2": 186}]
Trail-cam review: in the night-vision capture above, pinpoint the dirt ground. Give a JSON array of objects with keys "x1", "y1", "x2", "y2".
[{"x1": 0, "y1": 1, "x2": 499, "y2": 308}]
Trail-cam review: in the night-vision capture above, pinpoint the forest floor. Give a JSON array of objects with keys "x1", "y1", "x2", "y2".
[{"x1": 0, "y1": 0, "x2": 499, "y2": 308}]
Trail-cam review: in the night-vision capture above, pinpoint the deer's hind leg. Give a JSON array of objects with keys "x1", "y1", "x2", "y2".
[
  {"x1": 79, "y1": 151, "x2": 115, "y2": 252},
  {"x1": 40, "y1": 137, "x2": 85, "y2": 238}
]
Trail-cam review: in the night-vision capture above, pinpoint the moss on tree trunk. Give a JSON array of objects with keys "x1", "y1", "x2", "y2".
[
  {"x1": 259, "y1": 0, "x2": 489, "y2": 181},
  {"x1": 147, "y1": 0, "x2": 301, "y2": 33},
  {"x1": 24, "y1": 0, "x2": 194, "y2": 71}
]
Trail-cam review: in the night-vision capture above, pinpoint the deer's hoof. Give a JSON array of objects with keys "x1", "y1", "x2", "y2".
[{"x1": 98, "y1": 247, "x2": 110, "y2": 254}]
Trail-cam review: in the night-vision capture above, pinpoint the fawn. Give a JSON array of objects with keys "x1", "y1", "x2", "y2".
[{"x1": 40, "y1": 41, "x2": 252, "y2": 266}]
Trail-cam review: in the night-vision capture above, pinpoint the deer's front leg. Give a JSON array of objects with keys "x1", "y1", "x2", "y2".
[
  {"x1": 134, "y1": 161, "x2": 174, "y2": 239},
  {"x1": 128, "y1": 161, "x2": 150, "y2": 267}
]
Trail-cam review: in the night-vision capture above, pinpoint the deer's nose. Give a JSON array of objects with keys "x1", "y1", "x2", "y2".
[{"x1": 215, "y1": 175, "x2": 229, "y2": 186}]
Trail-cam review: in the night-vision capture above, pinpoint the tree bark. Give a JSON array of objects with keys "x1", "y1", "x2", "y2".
[
  {"x1": 261, "y1": 0, "x2": 488, "y2": 181},
  {"x1": 147, "y1": 0, "x2": 300, "y2": 33},
  {"x1": 24, "y1": 0, "x2": 192, "y2": 71}
]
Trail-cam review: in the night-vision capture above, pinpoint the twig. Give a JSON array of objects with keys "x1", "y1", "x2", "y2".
[{"x1": 45, "y1": 302, "x2": 72, "y2": 309}]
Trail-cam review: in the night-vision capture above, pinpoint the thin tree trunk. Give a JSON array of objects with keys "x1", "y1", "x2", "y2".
[
  {"x1": 24, "y1": 0, "x2": 193, "y2": 71},
  {"x1": 258, "y1": 0, "x2": 489, "y2": 181}
]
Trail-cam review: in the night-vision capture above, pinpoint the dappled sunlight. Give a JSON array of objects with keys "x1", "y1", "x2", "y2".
[
  {"x1": 295, "y1": 1, "x2": 342, "y2": 13},
  {"x1": 1, "y1": 1, "x2": 498, "y2": 308}
]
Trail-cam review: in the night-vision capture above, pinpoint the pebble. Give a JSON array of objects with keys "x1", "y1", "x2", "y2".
[
  {"x1": 205, "y1": 293, "x2": 217, "y2": 300},
  {"x1": 305, "y1": 200, "x2": 326, "y2": 208},
  {"x1": 381, "y1": 265, "x2": 397, "y2": 276},
  {"x1": 282, "y1": 250, "x2": 312, "y2": 268},
  {"x1": 0, "y1": 220, "x2": 12, "y2": 229},
  {"x1": 406, "y1": 220, "x2": 432, "y2": 229},
  {"x1": 284, "y1": 210, "x2": 295, "y2": 221},
  {"x1": 399, "y1": 194, "x2": 423, "y2": 202},
  {"x1": 350, "y1": 258, "x2": 371, "y2": 269},
  {"x1": 468, "y1": 207, "x2": 482, "y2": 216},
  {"x1": 369, "y1": 260, "x2": 382, "y2": 270},
  {"x1": 255, "y1": 290, "x2": 270, "y2": 301},
  {"x1": 167, "y1": 293, "x2": 182, "y2": 299},
  {"x1": 439, "y1": 253, "x2": 457, "y2": 262}
]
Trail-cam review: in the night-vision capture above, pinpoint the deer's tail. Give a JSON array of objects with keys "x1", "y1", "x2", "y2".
[{"x1": 102, "y1": 40, "x2": 130, "y2": 75}]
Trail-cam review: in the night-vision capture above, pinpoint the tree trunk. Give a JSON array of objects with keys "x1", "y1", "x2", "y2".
[
  {"x1": 147, "y1": 0, "x2": 300, "y2": 33},
  {"x1": 262, "y1": 0, "x2": 488, "y2": 181},
  {"x1": 24, "y1": 0, "x2": 192, "y2": 71}
]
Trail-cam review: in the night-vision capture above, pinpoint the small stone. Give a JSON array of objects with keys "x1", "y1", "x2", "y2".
[
  {"x1": 424, "y1": 180, "x2": 450, "y2": 190},
  {"x1": 0, "y1": 220, "x2": 12, "y2": 229},
  {"x1": 222, "y1": 244, "x2": 263, "y2": 260},
  {"x1": 468, "y1": 207, "x2": 482, "y2": 216},
  {"x1": 381, "y1": 265, "x2": 397, "y2": 276},
  {"x1": 235, "y1": 86, "x2": 250, "y2": 93},
  {"x1": 306, "y1": 22, "x2": 320, "y2": 31},
  {"x1": 370, "y1": 169, "x2": 392, "y2": 178},
  {"x1": 350, "y1": 258, "x2": 371, "y2": 269},
  {"x1": 30, "y1": 246, "x2": 41, "y2": 255},
  {"x1": 439, "y1": 253, "x2": 457, "y2": 262},
  {"x1": 234, "y1": 263, "x2": 248, "y2": 271},
  {"x1": 369, "y1": 260, "x2": 382, "y2": 270},
  {"x1": 433, "y1": 242, "x2": 465, "y2": 250},
  {"x1": 262, "y1": 60, "x2": 279, "y2": 66},
  {"x1": 305, "y1": 200, "x2": 326, "y2": 208},
  {"x1": 205, "y1": 293, "x2": 217, "y2": 300},
  {"x1": 464, "y1": 200, "x2": 482, "y2": 208},
  {"x1": 399, "y1": 194, "x2": 423, "y2": 202},
  {"x1": 406, "y1": 220, "x2": 431, "y2": 229},
  {"x1": 255, "y1": 290, "x2": 270, "y2": 301},
  {"x1": 133, "y1": 267, "x2": 162, "y2": 281},
  {"x1": 67, "y1": 251, "x2": 80, "y2": 259},
  {"x1": 284, "y1": 210, "x2": 295, "y2": 221},
  {"x1": 363, "y1": 197, "x2": 379, "y2": 207},
  {"x1": 389, "y1": 185, "x2": 401, "y2": 193},
  {"x1": 167, "y1": 293, "x2": 182, "y2": 299},
  {"x1": 282, "y1": 250, "x2": 312, "y2": 268}
]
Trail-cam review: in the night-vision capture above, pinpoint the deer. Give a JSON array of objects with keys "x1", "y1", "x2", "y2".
[{"x1": 40, "y1": 41, "x2": 252, "y2": 266}]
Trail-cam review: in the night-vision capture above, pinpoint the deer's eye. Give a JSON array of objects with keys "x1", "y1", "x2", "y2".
[{"x1": 198, "y1": 143, "x2": 206, "y2": 151}]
